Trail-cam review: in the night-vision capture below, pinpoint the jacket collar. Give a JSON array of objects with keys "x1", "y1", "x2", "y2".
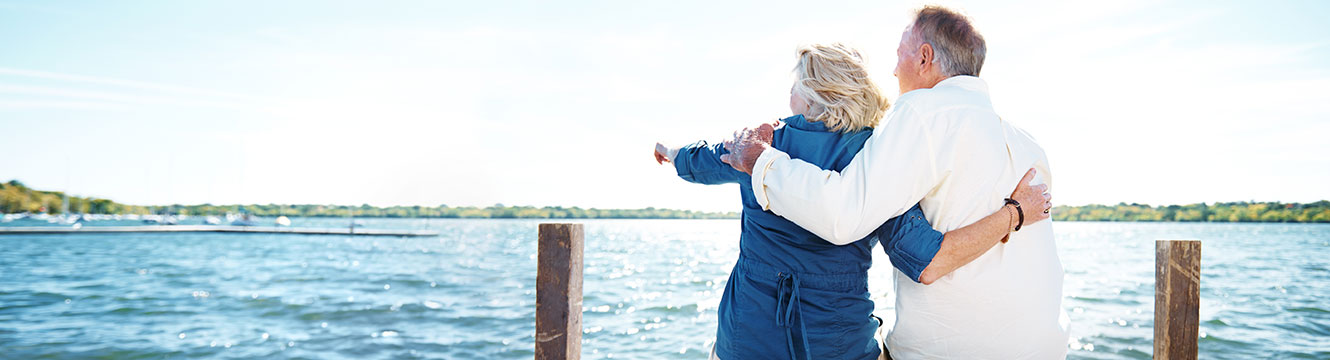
[{"x1": 781, "y1": 114, "x2": 831, "y2": 132}]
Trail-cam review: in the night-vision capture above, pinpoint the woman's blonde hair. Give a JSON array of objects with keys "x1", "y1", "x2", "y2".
[{"x1": 792, "y1": 43, "x2": 889, "y2": 132}]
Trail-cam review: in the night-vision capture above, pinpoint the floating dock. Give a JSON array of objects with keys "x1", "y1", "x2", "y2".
[{"x1": 0, "y1": 225, "x2": 438, "y2": 237}]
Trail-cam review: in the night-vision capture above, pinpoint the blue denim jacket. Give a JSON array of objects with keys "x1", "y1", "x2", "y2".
[
  {"x1": 673, "y1": 115, "x2": 944, "y2": 282},
  {"x1": 673, "y1": 115, "x2": 943, "y2": 359}
]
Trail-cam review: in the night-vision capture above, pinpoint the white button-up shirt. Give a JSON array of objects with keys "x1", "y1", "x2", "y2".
[{"x1": 750, "y1": 76, "x2": 1070, "y2": 359}]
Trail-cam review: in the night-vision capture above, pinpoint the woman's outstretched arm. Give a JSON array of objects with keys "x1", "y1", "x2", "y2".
[{"x1": 656, "y1": 141, "x2": 744, "y2": 185}]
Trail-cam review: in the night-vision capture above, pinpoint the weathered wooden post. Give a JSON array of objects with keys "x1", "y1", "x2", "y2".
[
  {"x1": 536, "y1": 223, "x2": 583, "y2": 360},
  {"x1": 1154, "y1": 240, "x2": 1201, "y2": 360}
]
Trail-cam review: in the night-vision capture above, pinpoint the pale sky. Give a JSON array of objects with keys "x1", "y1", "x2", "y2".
[{"x1": 1, "y1": 0, "x2": 1327, "y2": 212}]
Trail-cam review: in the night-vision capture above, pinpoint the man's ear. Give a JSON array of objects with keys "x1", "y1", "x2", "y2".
[{"x1": 918, "y1": 43, "x2": 934, "y2": 69}]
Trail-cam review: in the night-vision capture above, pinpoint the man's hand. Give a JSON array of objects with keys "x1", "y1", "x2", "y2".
[
  {"x1": 719, "y1": 122, "x2": 777, "y2": 174},
  {"x1": 1007, "y1": 168, "x2": 1052, "y2": 231}
]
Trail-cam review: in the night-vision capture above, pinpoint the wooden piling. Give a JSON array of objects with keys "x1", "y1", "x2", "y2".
[
  {"x1": 1154, "y1": 240, "x2": 1201, "y2": 360},
  {"x1": 536, "y1": 223, "x2": 583, "y2": 360}
]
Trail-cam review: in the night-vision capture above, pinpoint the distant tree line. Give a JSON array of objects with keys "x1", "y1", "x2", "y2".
[
  {"x1": 1, "y1": 180, "x2": 152, "y2": 214},
  {"x1": 7, "y1": 180, "x2": 1329, "y2": 222},
  {"x1": 1052, "y1": 201, "x2": 1330, "y2": 223},
  {"x1": 0, "y1": 180, "x2": 737, "y2": 219}
]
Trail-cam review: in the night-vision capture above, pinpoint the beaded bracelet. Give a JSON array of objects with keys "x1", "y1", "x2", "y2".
[{"x1": 1004, "y1": 198, "x2": 1024, "y2": 232}]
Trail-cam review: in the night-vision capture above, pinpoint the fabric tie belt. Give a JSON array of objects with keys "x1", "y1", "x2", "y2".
[{"x1": 775, "y1": 272, "x2": 812, "y2": 360}]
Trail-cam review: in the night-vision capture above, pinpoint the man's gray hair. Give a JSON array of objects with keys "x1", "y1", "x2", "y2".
[{"x1": 911, "y1": 5, "x2": 987, "y2": 77}]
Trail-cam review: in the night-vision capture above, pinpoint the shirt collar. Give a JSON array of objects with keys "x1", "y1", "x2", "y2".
[{"x1": 933, "y1": 75, "x2": 989, "y2": 94}]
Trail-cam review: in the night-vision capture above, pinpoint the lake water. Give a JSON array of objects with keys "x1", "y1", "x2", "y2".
[{"x1": 1, "y1": 218, "x2": 1327, "y2": 359}]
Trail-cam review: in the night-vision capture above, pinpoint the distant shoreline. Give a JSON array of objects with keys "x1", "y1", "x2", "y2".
[
  {"x1": 5, "y1": 180, "x2": 1327, "y2": 223},
  {"x1": 1, "y1": 180, "x2": 737, "y2": 220},
  {"x1": 1052, "y1": 202, "x2": 1330, "y2": 223}
]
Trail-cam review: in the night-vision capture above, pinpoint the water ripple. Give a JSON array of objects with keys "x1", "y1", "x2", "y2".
[{"x1": 0, "y1": 219, "x2": 1326, "y2": 359}]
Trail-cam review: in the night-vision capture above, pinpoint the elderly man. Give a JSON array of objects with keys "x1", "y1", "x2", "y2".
[{"x1": 721, "y1": 6, "x2": 1070, "y2": 359}]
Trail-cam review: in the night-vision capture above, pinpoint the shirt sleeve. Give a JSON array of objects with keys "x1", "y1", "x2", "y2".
[
  {"x1": 673, "y1": 140, "x2": 743, "y2": 185},
  {"x1": 749, "y1": 103, "x2": 952, "y2": 245},
  {"x1": 876, "y1": 204, "x2": 943, "y2": 283}
]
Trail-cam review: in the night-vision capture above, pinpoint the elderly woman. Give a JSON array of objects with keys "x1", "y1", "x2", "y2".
[{"x1": 654, "y1": 43, "x2": 1045, "y2": 359}]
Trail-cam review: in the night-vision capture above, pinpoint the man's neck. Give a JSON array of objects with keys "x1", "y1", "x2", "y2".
[
  {"x1": 900, "y1": 74, "x2": 947, "y2": 94},
  {"x1": 922, "y1": 73, "x2": 950, "y2": 89}
]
